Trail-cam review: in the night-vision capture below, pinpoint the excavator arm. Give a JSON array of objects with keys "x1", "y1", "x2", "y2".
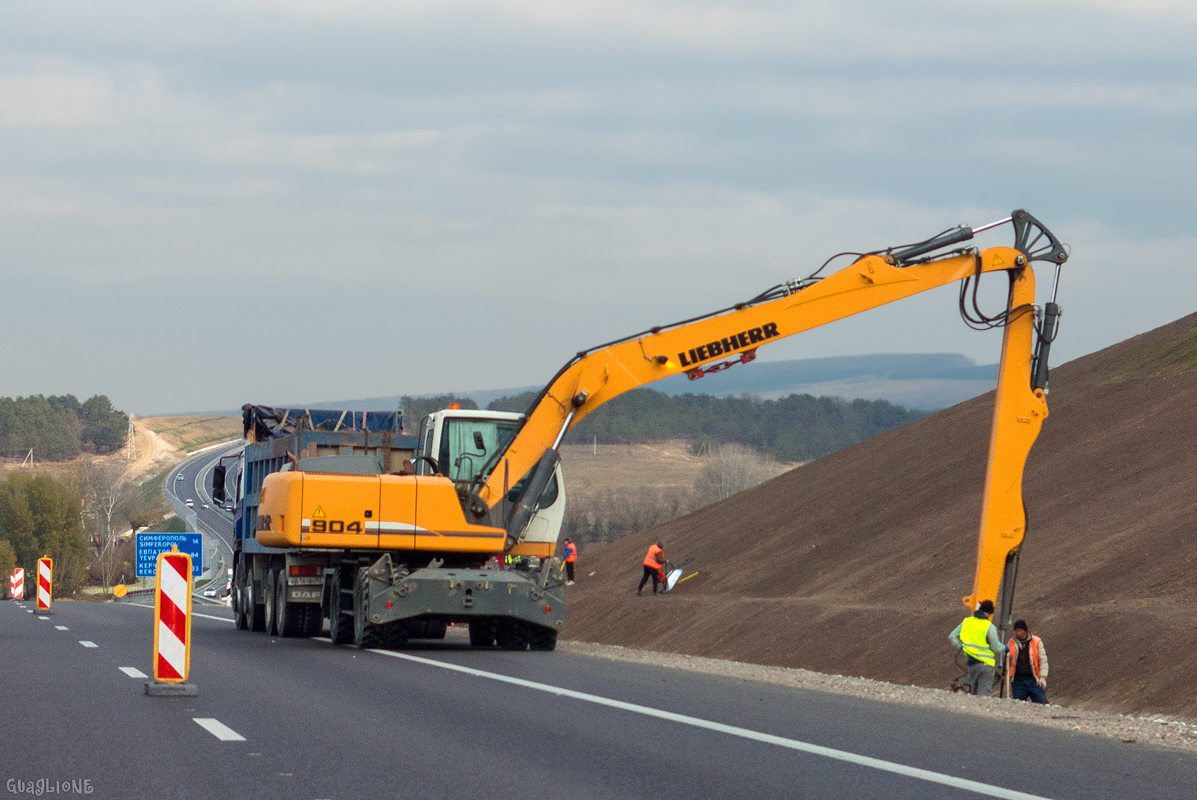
[{"x1": 480, "y1": 209, "x2": 1067, "y2": 625}]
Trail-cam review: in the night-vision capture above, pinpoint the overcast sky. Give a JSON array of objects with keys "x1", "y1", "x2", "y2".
[{"x1": 2, "y1": 1, "x2": 1194, "y2": 414}]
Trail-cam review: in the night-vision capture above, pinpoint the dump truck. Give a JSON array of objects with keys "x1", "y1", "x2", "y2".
[
  {"x1": 217, "y1": 405, "x2": 566, "y2": 649},
  {"x1": 220, "y1": 208, "x2": 1068, "y2": 653}
]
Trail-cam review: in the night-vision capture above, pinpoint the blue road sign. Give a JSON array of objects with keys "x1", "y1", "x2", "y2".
[{"x1": 136, "y1": 533, "x2": 203, "y2": 578}]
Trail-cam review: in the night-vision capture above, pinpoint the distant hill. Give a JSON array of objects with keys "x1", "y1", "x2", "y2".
[{"x1": 301, "y1": 353, "x2": 997, "y2": 414}]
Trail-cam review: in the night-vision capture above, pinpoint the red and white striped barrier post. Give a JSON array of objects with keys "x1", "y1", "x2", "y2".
[
  {"x1": 146, "y1": 545, "x2": 198, "y2": 696},
  {"x1": 36, "y1": 558, "x2": 52, "y2": 613},
  {"x1": 9, "y1": 568, "x2": 23, "y2": 600}
]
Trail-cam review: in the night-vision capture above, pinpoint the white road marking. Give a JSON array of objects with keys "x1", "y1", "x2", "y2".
[
  {"x1": 55, "y1": 625, "x2": 68, "y2": 631},
  {"x1": 121, "y1": 602, "x2": 234, "y2": 624},
  {"x1": 368, "y1": 649, "x2": 1053, "y2": 800},
  {"x1": 38, "y1": 616, "x2": 49, "y2": 620},
  {"x1": 79, "y1": 641, "x2": 98, "y2": 648},
  {"x1": 193, "y1": 718, "x2": 246, "y2": 741},
  {"x1": 26, "y1": 609, "x2": 33, "y2": 613},
  {"x1": 119, "y1": 667, "x2": 148, "y2": 678}
]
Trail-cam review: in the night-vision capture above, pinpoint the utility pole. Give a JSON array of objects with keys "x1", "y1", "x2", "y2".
[
  {"x1": 21, "y1": 449, "x2": 33, "y2": 466},
  {"x1": 127, "y1": 415, "x2": 137, "y2": 460}
]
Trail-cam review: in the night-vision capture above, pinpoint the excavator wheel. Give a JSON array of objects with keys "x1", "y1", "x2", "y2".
[
  {"x1": 328, "y1": 565, "x2": 354, "y2": 645},
  {"x1": 530, "y1": 627, "x2": 557, "y2": 652},
  {"x1": 469, "y1": 619, "x2": 499, "y2": 647},
  {"x1": 499, "y1": 619, "x2": 532, "y2": 651},
  {"x1": 382, "y1": 621, "x2": 409, "y2": 650},
  {"x1": 353, "y1": 567, "x2": 384, "y2": 649}
]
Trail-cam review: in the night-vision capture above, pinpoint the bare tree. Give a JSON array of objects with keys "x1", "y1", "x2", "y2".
[
  {"x1": 78, "y1": 460, "x2": 135, "y2": 594},
  {"x1": 693, "y1": 443, "x2": 771, "y2": 505}
]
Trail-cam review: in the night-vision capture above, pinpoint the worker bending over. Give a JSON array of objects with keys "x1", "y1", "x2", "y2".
[
  {"x1": 949, "y1": 599, "x2": 1004, "y2": 696},
  {"x1": 1004, "y1": 619, "x2": 1049, "y2": 704},
  {"x1": 637, "y1": 541, "x2": 665, "y2": 595}
]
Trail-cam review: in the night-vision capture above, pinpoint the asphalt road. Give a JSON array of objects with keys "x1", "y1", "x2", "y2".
[
  {"x1": 164, "y1": 442, "x2": 242, "y2": 591},
  {"x1": 3, "y1": 597, "x2": 1196, "y2": 800}
]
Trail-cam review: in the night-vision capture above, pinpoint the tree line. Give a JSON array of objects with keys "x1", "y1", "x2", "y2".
[
  {"x1": 0, "y1": 473, "x2": 90, "y2": 596},
  {"x1": 0, "y1": 394, "x2": 129, "y2": 461},
  {"x1": 486, "y1": 388, "x2": 924, "y2": 463}
]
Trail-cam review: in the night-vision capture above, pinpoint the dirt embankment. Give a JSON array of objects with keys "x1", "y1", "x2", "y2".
[{"x1": 562, "y1": 312, "x2": 1197, "y2": 720}]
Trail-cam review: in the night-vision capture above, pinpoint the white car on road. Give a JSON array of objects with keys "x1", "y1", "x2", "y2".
[{"x1": 185, "y1": 499, "x2": 194, "y2": 508}]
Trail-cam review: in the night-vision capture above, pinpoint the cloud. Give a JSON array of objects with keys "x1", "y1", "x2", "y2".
[{"x1": 0, "y1": 1, "x2": 1194, "y2": 412}]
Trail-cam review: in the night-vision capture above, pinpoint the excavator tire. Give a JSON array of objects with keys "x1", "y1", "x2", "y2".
[
  {"x1": 499, "y1": 619, "x2": 532, "y2": 651},
  {"x1": 328, "y1": 566, "x2": 354, "y2": 646},
  {"x1": 530, "y1": 627, "x2": 557, "y2": 652},
  {"x1": 469, "y1": 619, "x2": 499, "y2": 647},
  {"x1": 353, "y1": 567, "x2": 384, "y2": 649},
  {"x1": 383, "y1": 621, "x2": 409, "y2": 650}
]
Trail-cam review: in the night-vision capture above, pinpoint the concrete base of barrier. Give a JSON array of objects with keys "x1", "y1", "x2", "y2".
[{"x1": 144, "y1": 681, "x2": 198, "y2": 696}]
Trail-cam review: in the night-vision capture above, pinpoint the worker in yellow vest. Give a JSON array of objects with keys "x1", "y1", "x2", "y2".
[{"x1": 948, "y1": 599, "x2": 1004, "y2": 696}]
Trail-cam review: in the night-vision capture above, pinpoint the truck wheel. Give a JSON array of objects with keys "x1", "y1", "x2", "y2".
[
  {"x1": 276, "y1": 571, "x2": 305, "y2": 637},
  {"x1": 246, "y1": 561, "x2": 266, "y2": 632},
  {"x1": 263, "y1": 567, "x2": 278, "y2": 636},
  {"x1": 300, "y1": 604, "x2": 323, "y2": 638},
  {"x1": 233, "y1": 562, "x2": 248, "y2": 630},
  {"x1": 530, "y1": 627, "x2": 558, "y2": 651},
  {"x1": 328, "y1": 567, "x2": 353, "y2": 646},
  {"x1": 469, "y1": 620, "x2": 498, "y2": 647},
  {"x1": 353, "y1": 567, "x2": 383, "y2": 649},
  {"x1": 423, "y1": 620, "x2": 448, "y2": 640}
]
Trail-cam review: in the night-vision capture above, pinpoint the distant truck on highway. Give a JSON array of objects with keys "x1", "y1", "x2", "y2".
[{"x1": 214, "y1": 405, "x2": 567, "y2": 649}]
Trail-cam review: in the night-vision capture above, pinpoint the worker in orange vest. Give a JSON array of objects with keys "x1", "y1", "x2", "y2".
[
  {"x1": 1005, "y1": 619, "x2": 1049, "y2": 703},
  {"x1": 562, "y1": 539, "x2": 577, "y2": 585},
  {"x1": 637, "y1": 541, "x2": 665, "y2": 595}
]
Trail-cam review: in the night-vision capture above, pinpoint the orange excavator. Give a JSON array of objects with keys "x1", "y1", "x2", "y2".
[{"x1": 252, "y1": 209, "x2": 1067, "y2": 650}]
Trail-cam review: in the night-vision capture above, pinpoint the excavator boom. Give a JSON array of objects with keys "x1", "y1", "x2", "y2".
[{"x1": 480, "y1": 209, "x2": 1067, "y2": 624}]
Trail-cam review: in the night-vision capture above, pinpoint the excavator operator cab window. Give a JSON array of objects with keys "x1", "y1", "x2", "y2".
[{"x1": 438, "y1": 417, "x2": 520, "y2": 484}]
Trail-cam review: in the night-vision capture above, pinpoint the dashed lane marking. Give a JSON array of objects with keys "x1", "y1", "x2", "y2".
[
  {"x1": 38, "y1": 616, "x2": 49, "y2": 620},
  {"x1": 367, "y1": 649, "x2": 1053, "y2": 800},
  {"x1": 193, "y1": 718, "x2": 246, "y2": 741},
  {"x1": 55, "y1": 625, "x2": 68, "y2": 631},
  {"x1": 79, "y1": 641, "x2": 98, "y2": 648},
  {"x1": 119, "y1": 667, "x2": 148, "y2": 678}
]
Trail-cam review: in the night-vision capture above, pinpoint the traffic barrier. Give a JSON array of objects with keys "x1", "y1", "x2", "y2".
[
  {"x1": 36, "y1": 558, "x2": 52, "y2": 613},
  {"x1": 146, "y1": 545, "x2": 198, "y2": 696},
  {"x1": 9, "y1": 568, "x2": 23, "y2": 600}
]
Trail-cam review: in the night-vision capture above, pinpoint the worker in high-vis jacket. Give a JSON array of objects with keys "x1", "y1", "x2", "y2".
[
  {"x1": 637, "y1": 541, "x2": 665, "y2": 595},
  {"x1": 562, "y1": 539, "x2": 577, "y2": 586},
  {"x1": 949, "y1": 599, "x2": 1004, "y2": 696},
  {"x1": 1004, "y1": 619, "x2": 1049, "y2": 704}
]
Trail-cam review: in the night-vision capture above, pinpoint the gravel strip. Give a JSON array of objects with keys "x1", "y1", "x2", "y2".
[{"x1": 560, "y1": 640, "x2": 1197, "y2": 753}]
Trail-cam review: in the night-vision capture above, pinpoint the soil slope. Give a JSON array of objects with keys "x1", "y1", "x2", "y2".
[{"x1": 564, "y1": 312, "x2": 1197, "y2": 718}]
